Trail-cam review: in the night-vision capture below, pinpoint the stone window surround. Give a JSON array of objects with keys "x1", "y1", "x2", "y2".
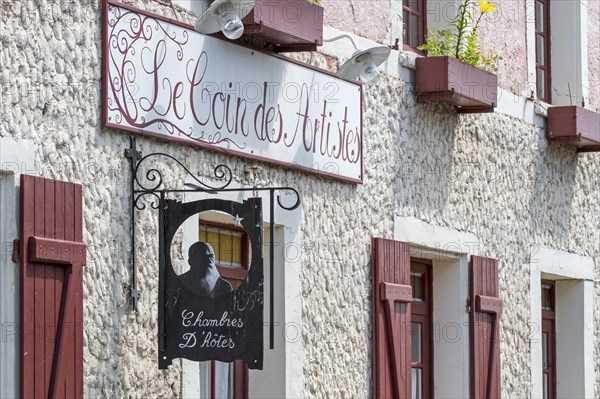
[
  {"x1": 179, "y1": 185, "x2": 303, "y2": 398},
  {"x1": 526, "y1": 0, "x2": 591, "y2": 110},
  {"x1": 0, "y1": 138, "x2": 36, "y2": 399},
  {"x1": 529, "y1": 246, "x2": 595, "y2": 398},
  {"x1": 394, "y1": 215, "x2": 481, "y2": 398}
]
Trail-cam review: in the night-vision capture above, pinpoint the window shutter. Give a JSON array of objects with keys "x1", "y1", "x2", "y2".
[
  {"x1": 372, "y1": 238, "x2": 412, "y2": 399},
  {"x1": 19, "y1": 175, "x2": 86, "y2": 399},
  {"x1": 469, "y1": 255, "x2": 503, "y2": 399}
]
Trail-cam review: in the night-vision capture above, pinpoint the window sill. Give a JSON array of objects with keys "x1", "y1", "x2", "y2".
[
  {"x1": 533, "y1": 100, "x2": 550, "y2": 117},
  {"x1": 399, "y1": 50, "x2": 419, "y2": 70}
]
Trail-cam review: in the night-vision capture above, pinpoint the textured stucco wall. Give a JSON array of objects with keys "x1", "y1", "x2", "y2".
[
  {"x1": 477, "y1": 0, "x2": 528, "y2": 96},
  {"x1": 588, "y1": 0, "x2": 600, "y2": 111},
  {"x1": 322, "y1": 0, "x2": 390, "y2": 43},
  {"x1": 596, "y1": 258, "x2": 600, "y2": 398},
  {"x1": 0, "y1": 0, "x2": 187, "y2": 396},
  {"x1": 299, "y1": 74, "x2": 600, "y2": 397},
  {"x1": 0, "y1": 0, "x2": 599, "y2": 398}
]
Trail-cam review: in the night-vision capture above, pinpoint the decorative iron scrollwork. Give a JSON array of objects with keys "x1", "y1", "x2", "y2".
[
  {"x1": 133, "y1": 153, "x2": 233, "y2": 193},
  {"x1": 126, "y1": 136, "x2": 300, "y2": 350}
]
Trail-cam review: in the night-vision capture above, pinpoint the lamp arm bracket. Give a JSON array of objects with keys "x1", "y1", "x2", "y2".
[{"x1": 323, "y1": 33, "x2": 359, "y2": 51}]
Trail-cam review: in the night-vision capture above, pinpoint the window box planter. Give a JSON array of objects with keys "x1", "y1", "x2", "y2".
[
  {"x1": 242, "y1": 0, "x2": 323, "y2": 52},
  {"x1": 415, "y1": 56, "x2": 497, "y2": 114},
  {"x1": 547, "y1": 106, "x2": 600, "y2": 152}
]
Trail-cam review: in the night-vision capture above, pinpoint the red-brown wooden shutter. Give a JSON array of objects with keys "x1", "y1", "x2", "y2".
[
  {"x1": 19, "y1": 175, "x2": 86, "y2": 399},
  {"x1": 470, "y1": 255, "x2": 503, "y2": 399},
  {"x1": 372, "y1": 238, "x2": 412, "y2": 399}
]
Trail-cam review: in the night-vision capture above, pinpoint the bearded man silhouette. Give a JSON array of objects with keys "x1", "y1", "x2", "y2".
[{"x1": 180, "y1": 242, "x2": 232, "y2": 298}]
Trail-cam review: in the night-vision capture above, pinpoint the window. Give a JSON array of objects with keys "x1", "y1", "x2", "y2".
[
  {"x1": 0, "y1": 173, "x2": 17, "y2": 398},
  {"x1": 529, "y1": 247, "x2": 595, "y2": 398},
  {"x1": 541, "y1": 281, "x2": 556, "y2": 399},
  {"x1": 199, "y1": 220, "x2": 249, "y2": 288},
  {"x1": 0, "y1": 140, "x2": 38, "y2": 399},
  {"x1": 529, "y1": 1, "x2": 591, "y2": 107},
  {"x1": 181, "y1": 190, "x2": 301, "y2": 398},
  {"x1": 410, "y1": 259, "x2": 432, "y2": 399},
  {"x1": 373, "y1": 226, "x2": 501, "y2": 398},
  {"x1": 198, "y1": 361, "x2": 247, "y2": 399},
  {"x1": 535, "y1": 0, "x2": 551, "y2": 102},
  {"x1": 198, "y1": 219, "x2": 249, "y2": 399},
  {"x1": 403, "y1": 0, "x2": 426, "y2": 51}
]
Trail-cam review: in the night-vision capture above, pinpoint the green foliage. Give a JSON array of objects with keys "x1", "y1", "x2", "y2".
[
  {"x1": 417, "y1": 29, "x2": 455, "y2": 58},
  {"x1": 417, "y1": 0, "x2": 502, "y2": 73}
]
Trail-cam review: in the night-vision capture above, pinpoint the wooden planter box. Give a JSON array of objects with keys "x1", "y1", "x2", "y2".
[
  {"x1": 415, "y1": 56, "x2": 497, "y2": 113},
  {"x1": 547, "y1": 106, "x2": 600, "y2": 152},
  {"x1": 242, "y1": 0, "x2": 323, "y2": 52}
]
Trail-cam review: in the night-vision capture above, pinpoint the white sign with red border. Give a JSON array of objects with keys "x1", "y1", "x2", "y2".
[{"x1": 103, "y1": 1, "x2": 363, "y2": 182}]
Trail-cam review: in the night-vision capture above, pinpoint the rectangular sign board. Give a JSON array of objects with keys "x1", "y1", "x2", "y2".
[{"x1": 103, "y1": 1, "x2": 363, "y2": 182}]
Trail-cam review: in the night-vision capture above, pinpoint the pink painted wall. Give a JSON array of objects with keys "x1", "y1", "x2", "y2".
[
  {"x1": 322, "y1": 0, "x2": 390, "y2": 43},
  {"x1": 476, "y1": 0, "x2": 529, "y2": 96},
  {"x1": 588, "y1": 0, "x2": 600, "y2": 111},
  {"x1": 322, "y1": 0, "x2": 530, "y2": 96}
]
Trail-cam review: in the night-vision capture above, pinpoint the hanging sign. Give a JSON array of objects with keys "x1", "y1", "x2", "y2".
[
  {"x1": 158, "y1": 197, "x2": 264, "y2": 369},
  {"x1": 103, "y1": 1, "x2": 363, "y2": 182}
]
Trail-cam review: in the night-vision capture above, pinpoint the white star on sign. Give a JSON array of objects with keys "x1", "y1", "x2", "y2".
[{"x1": 233, "y1": 214, "x2": 243, "y2": 227}]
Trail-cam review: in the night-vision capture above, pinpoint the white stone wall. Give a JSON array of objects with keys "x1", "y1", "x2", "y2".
[
  {"x1": 596, "y1": 258, "x2": 600, "y2": 398},
  {"x1": 1, "y1": 0, "x2": 598, "y2": 398}
]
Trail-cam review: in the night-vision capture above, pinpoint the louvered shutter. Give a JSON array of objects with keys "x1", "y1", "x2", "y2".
[
  {"x1": 469, "y1": 255, "x2": 502, "y2": 399},
  {"x1": 372, "y1": 238, "x2": 412, "y2": 399},
  {"x1": 19, "y1": 175, "x2": 86, "y2": 399}
]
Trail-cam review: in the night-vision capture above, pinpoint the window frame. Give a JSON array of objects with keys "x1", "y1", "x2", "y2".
[
  {"x1": 0, "y1": 138, "x2": 35, "y2": 399},
  {"x1": 534, "y1": 0, "x2": 552, "y2": 103},
  {"x1": 410, "y1": 258, "x2": 433, "y2": 399},
  {"x1": 199, "y1": 219, "x2": 250, "y2": 286},
  {"x1": 182, "y1": 188, "x2": 302, "y2": 399},
  {"x1": 403, "y1": 0, "x2": 427, "y2": 53},
  {"x1": 198, "y1": 219, "x2": 250, "y2": 399},
  {"x1": 541, "y1": 280, "x2": 556, "y2": 399}
]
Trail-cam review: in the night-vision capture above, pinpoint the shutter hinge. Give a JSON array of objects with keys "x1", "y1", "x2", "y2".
[
  {"x1": 130, "y1": 288, "x2": 141, "y2": 299},
  {"x1": 11, "y1": 239, "x2": 20, "y2": 263},
  {"x1": 466, "y1": 296, "x2": 472, "y2": 313}
]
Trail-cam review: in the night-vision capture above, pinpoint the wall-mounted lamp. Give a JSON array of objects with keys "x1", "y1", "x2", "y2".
[
  {"x1": 195, "y1": 0, "x2": 255, "y2": 40},
  {"x1": 323, "y1": 34, "x2": 391, "y2": 84}
]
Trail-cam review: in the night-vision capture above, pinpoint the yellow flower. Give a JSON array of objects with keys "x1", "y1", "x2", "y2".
[{"x1": 479, "y1": 0, "x2": 497, "y2": 14}]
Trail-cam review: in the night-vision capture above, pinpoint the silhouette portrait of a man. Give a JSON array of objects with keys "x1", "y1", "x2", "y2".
[{"x1": 180, "y1": 242, "x2": 232, "y2": 298}]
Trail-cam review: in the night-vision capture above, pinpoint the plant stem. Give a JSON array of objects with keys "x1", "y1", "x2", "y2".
[
  {"x1": 454, "y1": 0, "x2": 470, "y2": 58},
  {"x1": 473, "y1": 13, "x2": 483, "y2": 37}
]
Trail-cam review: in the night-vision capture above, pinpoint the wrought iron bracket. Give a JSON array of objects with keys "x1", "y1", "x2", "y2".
[{"x1": 126, "y1": 137, "x2": 300, "y2": 349}]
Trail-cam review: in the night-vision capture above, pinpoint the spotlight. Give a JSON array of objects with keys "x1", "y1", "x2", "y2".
[
  {"x1": 323, "y1": 34, "x2": 391, "y2": 84},
  {"x1": 195, "y1": 0, "x2": 256, "y2": 40}
]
